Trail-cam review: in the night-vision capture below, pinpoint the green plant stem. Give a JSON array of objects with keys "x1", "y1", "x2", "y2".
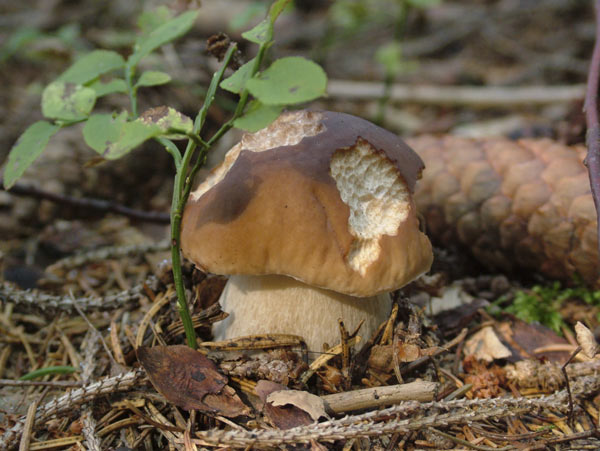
[
  {"x1": 375, "y1": 0, "x2": 409, "y2": 126},
  {"x1": 19, "y1": 366, "x2": 77, "y2": 380},
  {"x1": 169, "y1": 44, "x2": 238, "y2": 349},
  {"x1": 125, "y1": 63, "x2": 138, "y2": 117}
]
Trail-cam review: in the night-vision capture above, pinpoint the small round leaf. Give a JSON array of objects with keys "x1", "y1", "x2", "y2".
[{"x1": 246, "y1": 57, "x2": 327, "y2": 105}]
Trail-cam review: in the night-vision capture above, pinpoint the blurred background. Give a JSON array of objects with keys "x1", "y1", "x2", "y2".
[{"x1": 0, "y1": 0, "x2": 593, "y2": 259}]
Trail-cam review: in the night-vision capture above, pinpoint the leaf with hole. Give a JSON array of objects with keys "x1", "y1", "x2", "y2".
[
  {"x1": 139, "y1": 106, "x2": 193, "y2": 139},
  {"x1": 3, "y1": 121, "x2": 60, "y2": 189},
  {"x1": 246, "y1": 57, "x2": 327, "y2": 105},
  {"x1": 137, "y1": 345, "x2": 250, "y2": 417},
  {"x1": 83, "y1": 112, "x2": 161, "y2": 159},
  {"x1": 57, "y1": 50, "x2": 125, "y2": 84},
  {"x1": 129, "y1": 10, "x2": 199, "y2": 67},
  {"x1": 41, "y1": 81, "x2": 96, "y2": 121}
]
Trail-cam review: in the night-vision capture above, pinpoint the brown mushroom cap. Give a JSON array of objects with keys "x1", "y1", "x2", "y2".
[{"x1": 181, "y1": 110, "x2": 433, "y2": 297}]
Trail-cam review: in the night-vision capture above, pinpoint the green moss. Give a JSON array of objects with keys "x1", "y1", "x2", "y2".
[{"x1": 494, "y1": 281, "x2": 600, "y2": 334}]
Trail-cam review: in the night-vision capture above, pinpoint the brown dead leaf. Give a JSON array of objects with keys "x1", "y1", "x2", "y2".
[
  {"x1": 497, "y1": 319, "x2": 570, "y2": 363},
  {"x1": 255, "y1": 380, "x2": 326, "y2": 430},
  {"x1": 463, "y1": 326, "x2": 511, "y2": 362},
  {"x1": 137, "y1": 345, "x2": 250, "y2": 417},
  {"x1": 267, "y1": 390, "x2": 329, "y2": 422},
  {"x1": 575, "y1": 321, "x2": 599, "y2": 359}
]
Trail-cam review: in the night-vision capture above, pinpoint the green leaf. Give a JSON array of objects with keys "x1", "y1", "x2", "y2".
[
  {"x1": 3, "y1": 121, "x2": 60, "y2": 189},
  {"x1": 241, "y1": 19, "x2": 271, "y2": 44},
  {"x1": 135, "y1": 70, "x2": 172, "y2": 88},
  {"x1": 89, "y1": 78, "x2": 128, "y2": 97},
  {"x1": 234, "y1": 101, "x2": 282, "y2": 132},
  {"x1": 138, "y1": 106, "x2": 193, "y2": 139},
  {"x1": 57, "y1": 50, "x2": 125, "y2": 84},
  {"x1": 220, "y1": 58, "x2": 255, "y2": 94},
  {"x1": 268, "y1": 0, "x2": 292, "y2": 23},
  {"x1": 137, "y1": 6, "x2": 173, "y2": 39},
  {"x1": 229, "y1": 3, "x2": 267, "y2": 31},
  {"x1": 41, "y1": 81, "x2": 96, "y2": 121},
  {"x1": 245, "y1": 57, "x2": 327, "y2": 105},
  {"x1": 129, "y1": 10, "x2": 199, "y2": 67},
  {"x1": 83, "y1": 112, "x2": 160, "y2": 159},
  {"x1": 19, "y1": 365, "x2": 77, "y2": 380}
]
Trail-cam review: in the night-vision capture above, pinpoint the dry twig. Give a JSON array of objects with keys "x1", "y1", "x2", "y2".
[
  {"x1": 327, "y1": 81, "x2": 584, "y2": 106},
  {"x1": 0, "y1": 178, "x2": 170, "y2": 224},
  {"x1": 1, "y1": 279, "x2": 152, "y2": 315}
]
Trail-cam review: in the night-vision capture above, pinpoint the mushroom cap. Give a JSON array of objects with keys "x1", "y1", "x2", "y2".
[{"x1": 181, "y1": 110, "x2": 433, "y2": 297}]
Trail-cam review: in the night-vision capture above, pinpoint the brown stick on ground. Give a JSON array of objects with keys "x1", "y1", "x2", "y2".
[{"x1": 408, "y1": 135, "x2": 598, "y2": 287}]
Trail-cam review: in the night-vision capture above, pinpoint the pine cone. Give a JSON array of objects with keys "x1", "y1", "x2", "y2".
[{"x1": 408, "y1": 135, "x2": 598, "y2": 287}]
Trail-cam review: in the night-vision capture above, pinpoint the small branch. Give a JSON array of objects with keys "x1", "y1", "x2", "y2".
[
  {"x1": 585, "y1": 0, "x2": 600, "y2": 261},
  {"x1": 0, "y1": 179, "x2": 170, "y2": 224},
  {"x1": 327, "y1": 80, "x2": 585, "y2": 106},
  {"x1": 0, "y1": 379, "x2": 82, "y2": 388},
  {"x1": 322, "y1": 380, "x2": 438, "y2": 415},
  {"x1": 1, "y1": 279, "x2": 151, "y2": 315},
  {"x1": 47, "y1": 241, "x2": 170, "y2": 273}
]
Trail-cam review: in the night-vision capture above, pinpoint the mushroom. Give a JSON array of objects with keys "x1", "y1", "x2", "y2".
[{"x1": 180, "y1": 110, "x2": 432, "y2": 353}]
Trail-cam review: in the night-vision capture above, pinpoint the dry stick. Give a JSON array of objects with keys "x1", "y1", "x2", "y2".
[
  {"x1": 0, "y1": 379, "x2": 82, "y2": 388},
  {"x1": 0, "y1": 178, "x2": 170, "y2": 224},
  {"x1": 322, "y1": 380, "x2": 438, "y2": 415},
  {"x1": 47, "y1": 241, "x2": 170, "y2": 273},
  {"x1": 327, "y1": 80, "x2": 585, "y2": 106},
  {"x1": 191, "y1": 377, "x2": 599, "y2": 447},
  {"x1": 1, "y1": 280, "x2": 148, "y2": 314},
  {"x1": 18, "y1": 388, "x2": 48, "y2": 451},
  {"x1": 585, "y1": 0, "x2": 600, "y2": 261}
]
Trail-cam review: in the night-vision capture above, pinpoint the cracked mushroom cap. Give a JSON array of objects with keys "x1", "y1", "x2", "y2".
[{"x1": 180, "y1": 110, "x2": 433, "y2": 297}]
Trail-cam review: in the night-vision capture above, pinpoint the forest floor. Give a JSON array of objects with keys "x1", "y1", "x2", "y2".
[{"x1": 1, "y1": 0, "x2": 600, "y2": 449}]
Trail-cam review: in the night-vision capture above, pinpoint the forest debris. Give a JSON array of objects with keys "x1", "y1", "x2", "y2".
[
  {"x1": 0, "y1": 370, "x2": 144, "y2": 450},
  {"x1": 219, "y1": 349, "x2": 308, "y2": 387},
  {"x1": 462, "y1": 357, "x2": 506, "y2": 398},
  {"x1": 321, "y1": 380, "x2": 438, "y2": 415},
  {"x1": 268, "y1": 390, "x2": 329, "y2": 422},
  {"x1": 256, "y1": 380, "x2": 327, "y2": 429},
  {"x1": 506, "y1": 359, "x2": 600, "y2": 391},
  {"x1": 496, "y1": 319, "x2": 570, "y2": 363},
  {"x1": 136, "y1": 345, "x2": 250, "y2": 417},
  {"x1": 575, "y1": 321, "x2": 599, "y2": 358},
  {"x1": 426, "y1": 282, "x2": 475, "y2": 315},
  {"x1": 463, "y1": 326, "x2": 511, "y2": 362}
]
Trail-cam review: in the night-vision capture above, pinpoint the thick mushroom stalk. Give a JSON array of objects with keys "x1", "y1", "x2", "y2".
[
  {"x1": 212, "y1": 275, "x2": 391, "y2": 351},
  {"x1": 181, "y1": 110, "x2": 432, "y2": 352}
]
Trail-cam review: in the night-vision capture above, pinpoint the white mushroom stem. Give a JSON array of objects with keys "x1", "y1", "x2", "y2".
[{"x1": 212, "y1": 274, "x2": 392, "y2": 354}]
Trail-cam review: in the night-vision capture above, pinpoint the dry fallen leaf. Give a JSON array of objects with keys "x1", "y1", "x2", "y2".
[
  {"x1": 267, "y1": 390, "x2": 329, "y2": 422},
  {"x1": 137, "y1": 345, "x2": 250, "y2": 417},
  {"x1": 575, "y1": 321, "x2": 599, "y2": 359},
  {"x1": 256, "y1": 380, "x2": 328, "y2": 430},
  {"x1": 463, "y1": 326, "x2": 511, "y2": 362}
]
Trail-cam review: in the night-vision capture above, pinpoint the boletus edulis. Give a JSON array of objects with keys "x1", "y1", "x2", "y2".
[{"x1": 180, "y1": 110, "x2": 433, "y2": 352}]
